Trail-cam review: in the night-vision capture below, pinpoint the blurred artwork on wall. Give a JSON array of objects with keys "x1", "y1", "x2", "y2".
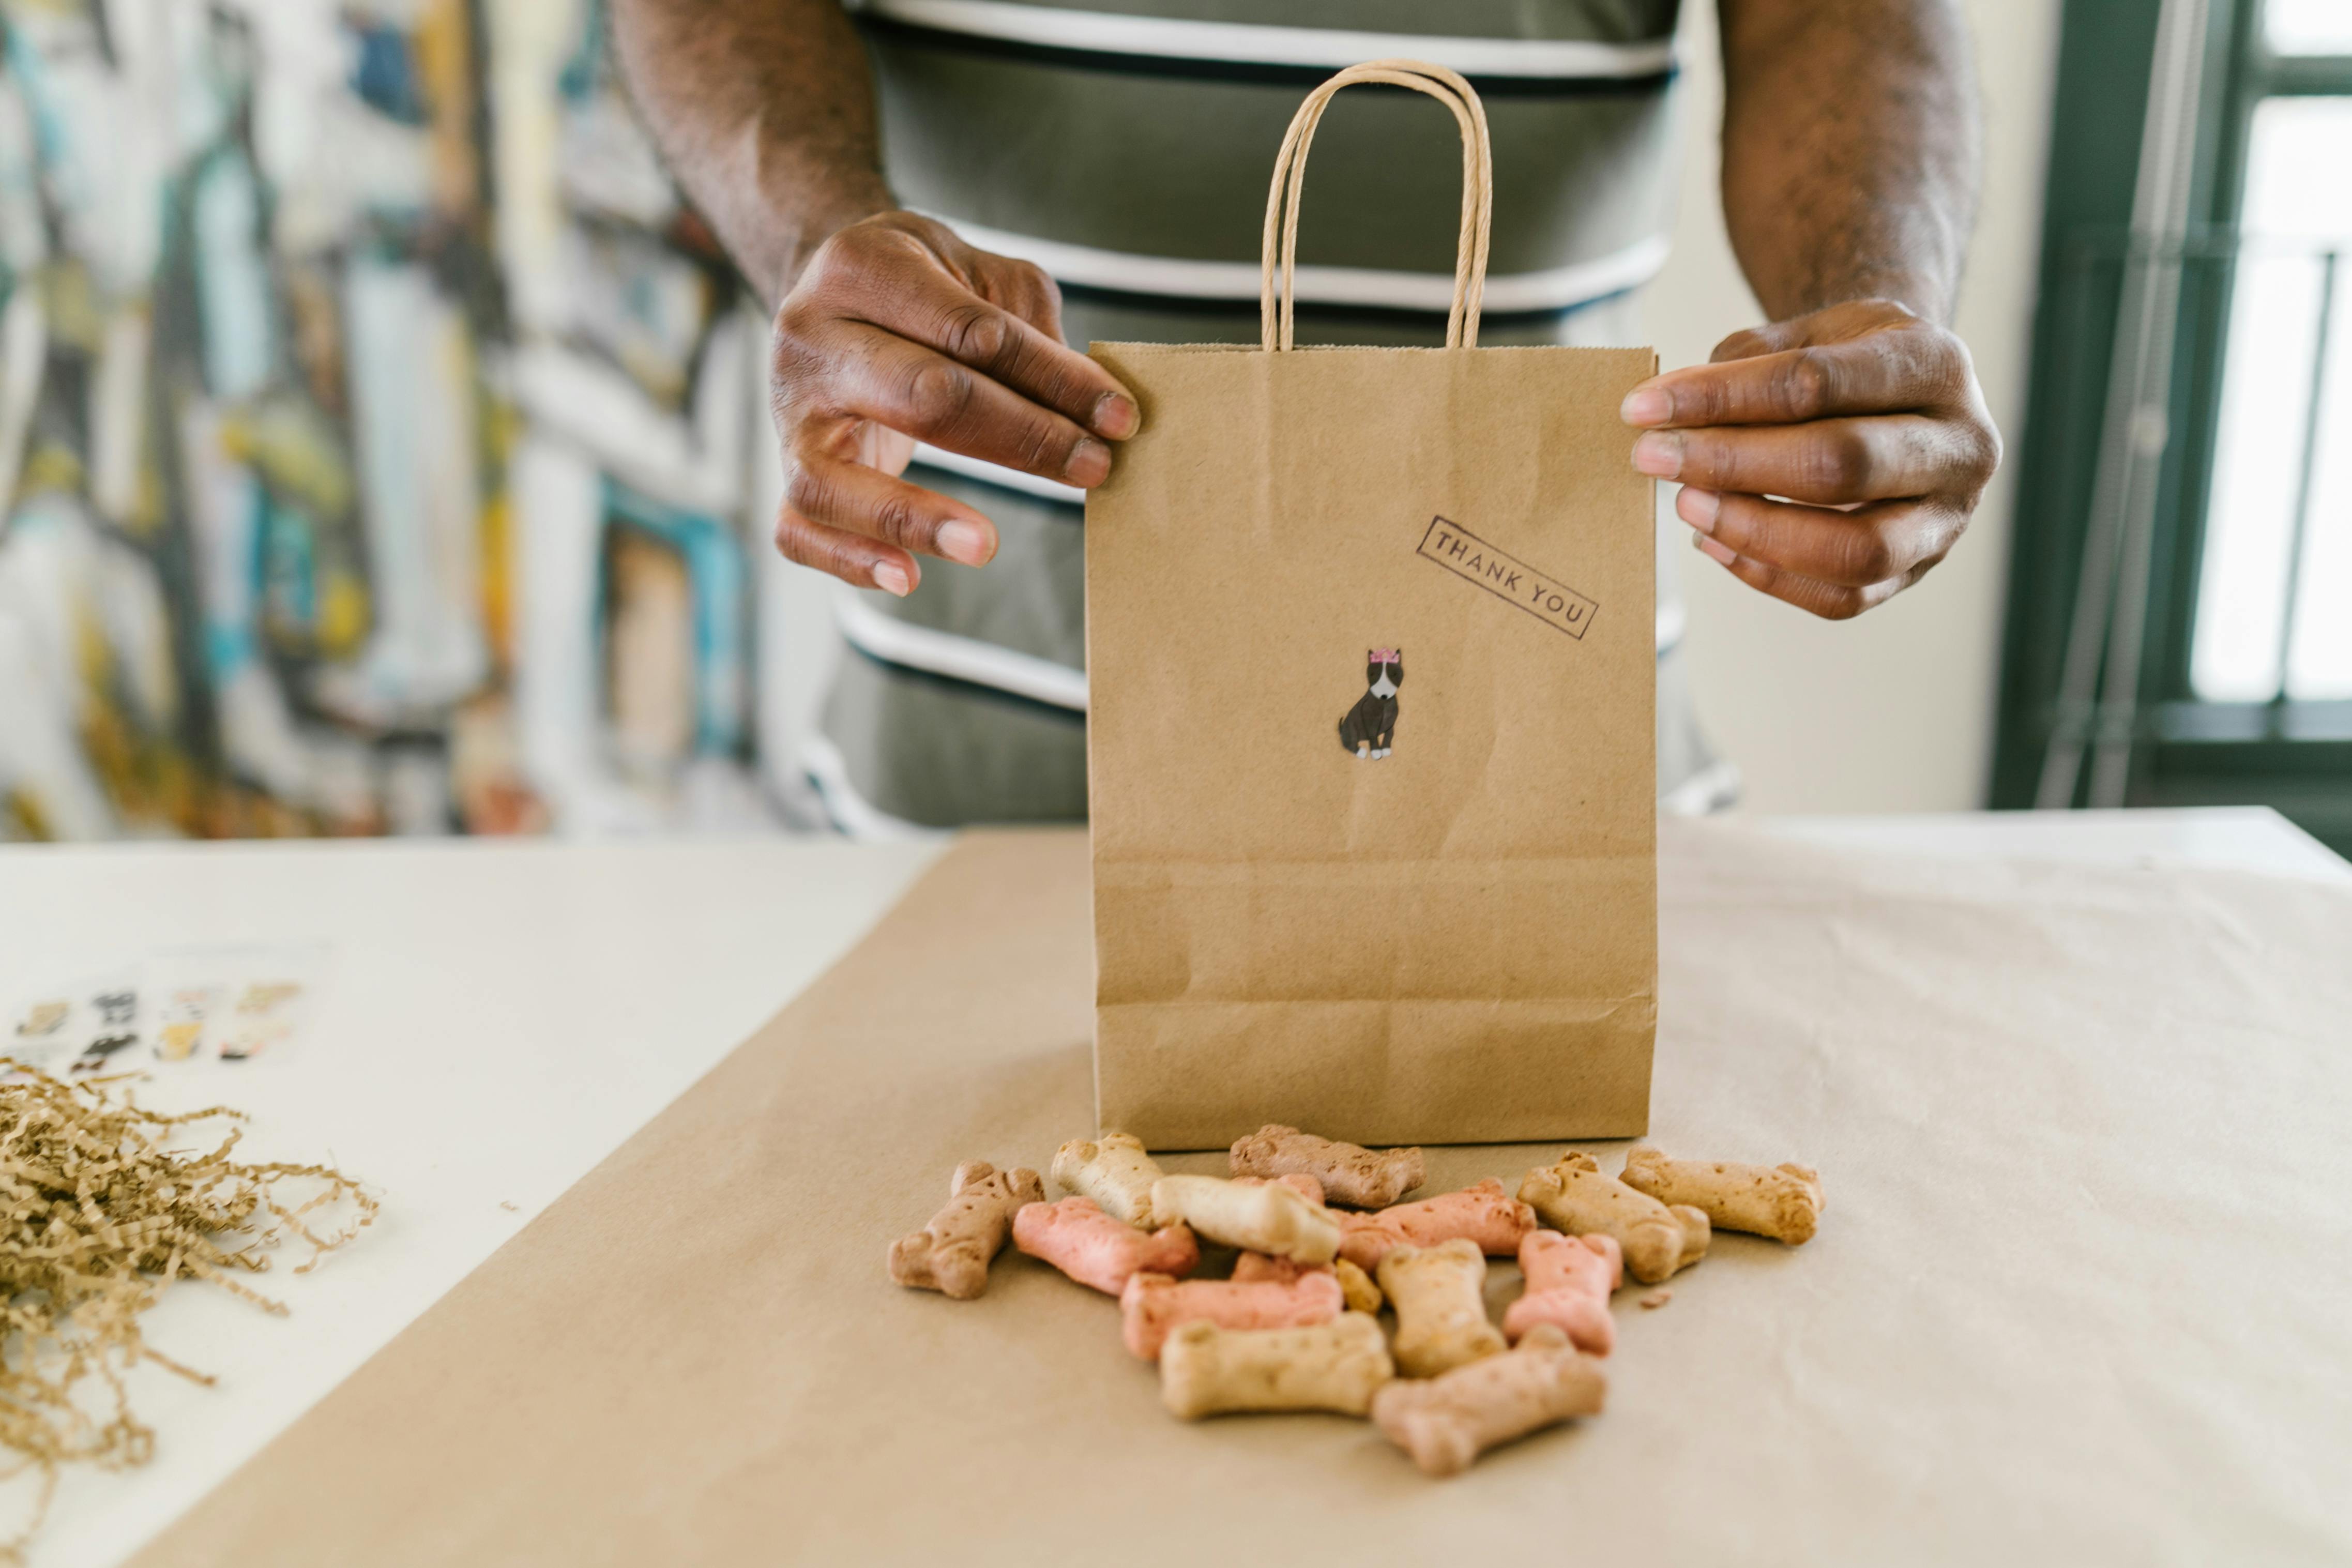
[{"x1": 0, "y1": 0, "x2": 816, "y2": 841}]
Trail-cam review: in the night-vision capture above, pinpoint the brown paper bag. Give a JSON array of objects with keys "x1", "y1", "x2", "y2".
[{"x1": 1085, "y1": 62, "x2": 1657, "y2": 1150}]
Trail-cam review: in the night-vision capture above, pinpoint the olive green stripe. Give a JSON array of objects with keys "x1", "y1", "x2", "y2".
[{"x1": 873, "y1": 45, "x2": 1680, "y2": 275}]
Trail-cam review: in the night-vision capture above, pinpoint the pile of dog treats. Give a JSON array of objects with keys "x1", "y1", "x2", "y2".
[{"x1": 888, "y1": 1125, "x2": 1822, "y2": 1475}]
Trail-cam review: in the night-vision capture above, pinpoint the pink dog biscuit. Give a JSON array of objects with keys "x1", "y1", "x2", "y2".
[
  {"x1": 1336, "y1": 1179, "x2": 1537, "y2": 1271},
  {"x1": 888, "y1": 1159, "x2": 1045, "y2": 1300},
  {"x1": 1012, "y1": 1196, "x2": 1199, "y2": 1295},
  {"x1": 1230, "y1": 1124, "x2": 1425, "y2": 1208},
  {"x1": 1501, "y1": 1231, "x2": 1621, "y2": 1356},
  {"x1": 1372, "y1": 1323, "x2": 1606, "y2": 1476},
  {"x1": 1233, "y1": 1252, "x2": 1383, "y2": 1315},
  {"x1": 1230, "y1": 1252, "x2": 1318, "y2": 1285},
  {"x1": 1119, "y1": 1265, "x2": 1345, "y2": 1360}
]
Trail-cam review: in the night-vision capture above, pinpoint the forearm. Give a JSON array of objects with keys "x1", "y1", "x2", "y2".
[
  {"x1": 1714, "y1": 0, "x2": 1980, "y2": 324},
  {"x1": 610, "y1": 0, "x2": 894, "y2": 305}
]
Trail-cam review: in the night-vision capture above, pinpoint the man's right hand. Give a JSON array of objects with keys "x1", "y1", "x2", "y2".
[{"x1": 769, "y1": 210, "x2": 1140, "y2": 596}]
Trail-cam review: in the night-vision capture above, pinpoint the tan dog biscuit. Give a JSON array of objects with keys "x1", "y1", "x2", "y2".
[
  {"x1": 1377, "y1": 1238, "x2": 1508, "y2": 1379},
  {"x1": 1050, "y1": 1133, "x2": 1164, "y2": 1228},
  {"x1": 1372, "y1": 1323, "x2": 1606, "y2": 1475},
  {"x1": 1159, "y1": 1311, "x2": 1393, "y2": 1418},
  {"x1": 1012, "y1": 1196, "x2": 1198, "y2": 1295},
  {"x1": 1518, "y1": 1153, "x2": 1709, "y2": 1286},
  {"x1": 888, "y1": 1160, "x2": 1044, "y2": 1299},
  {"x1": 1150, "y1": 1174, "x2": 1340, "y2": 1263},
  {"x1": 1229, "y1": 1124, "x2": 1425, "y2": 1208},
  {"x1": 1336, "y1": 1178, "x2": 1536, "y2": 1271},
  {"x1": 1333, "y1": 1256, "x2": 1383, "y2": 1315},
  {"x1": 1620, "y1": 1147, "x2": 1824, "y2": 1244}
]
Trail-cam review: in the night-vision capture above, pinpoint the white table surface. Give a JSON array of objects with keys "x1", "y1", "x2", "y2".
[{"x1": 0, "y1": 808, "x2": 2340, "y2": 1567}]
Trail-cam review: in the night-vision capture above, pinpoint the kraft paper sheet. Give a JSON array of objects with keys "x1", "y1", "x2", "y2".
[{"x1": 128, "y1": 824, "x2": 2352, "y2": 1567}]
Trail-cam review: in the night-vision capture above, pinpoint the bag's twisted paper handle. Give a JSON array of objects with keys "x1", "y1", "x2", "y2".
[{"x1": 1259, "y1": 60, "x2": 1494, "y2": 352}]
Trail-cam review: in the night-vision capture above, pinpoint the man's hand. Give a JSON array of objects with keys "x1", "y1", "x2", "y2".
[
  {"x1": 1620, "y1": 299, "x2": 1999, "y2": 620},
  {"x1": 769, "y1": 211, "x2": 1140, "y2": 596}
]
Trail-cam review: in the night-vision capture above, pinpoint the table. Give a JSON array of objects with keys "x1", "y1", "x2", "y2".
[
  {"x1": 2, "y1": 836, "x2": 940, "y2": 1568},
  {"x1": 0, "y1": 808, "x2": 2341, "y2": 1567}
]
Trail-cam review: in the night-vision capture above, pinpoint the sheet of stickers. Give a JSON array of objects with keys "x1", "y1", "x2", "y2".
[{"x1": 4, "y1": 946, "x2": 327, "y2": 1078}]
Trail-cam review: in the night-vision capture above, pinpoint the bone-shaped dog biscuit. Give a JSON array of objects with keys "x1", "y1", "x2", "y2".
[
  {"x1": 1502, "y1": 1231, "x2": 1620, "y2": 1355},
  {"x1": 1232, "y1": 1251, "x2": 1383, "y2": 1310},
  {"x1": 888, "y1": 1159, "x2": 1044, "y2": 1299},
  {"x1": 1372, "y1": 1323, "x2": 1606, "y2": 1475},
  {"x1": 1336, "y1": 1178, "x2": 1536, "y2": 1271},
  {"x1": 1377, "y1": 1238, "x2": 1507, "y2": 1379},
  {"x1": 1012, "y1": 1196, "x2": 1199, "y2": 1295},
  {"x1": 1121, "y1": 1262, "x2": 1344, "y2": 1359},
  {"x1": 1230, "y1": 1251, "x2": 1382, "y2": 1309},
  {"x1": 1159, "y1": 1311, "x2": 1393, "y2": 1418},
  {"x1": 1228, "y1": 1251, "x2": 1381, "y2": 1313},
  {"x1": 1229, "y1": 1124, "x2": 1426, "y2": 1209},
  {"x1": 1228, "y1": 1252, "x2": 1317, "y2": 1285},
  {"x1": 1150, "y1": 1174, "x2": 1340, "y2": 1263},
  {"x1": 1518, "y1": 1153, "x2": 1709, "y2": 1286},
  {"x1": 1050, "y1": 1132, "x2": 1164, "y2": 1228},
  {"x1": 1619, "y1": 1147, "x2": 1825, "y2": 1245}
]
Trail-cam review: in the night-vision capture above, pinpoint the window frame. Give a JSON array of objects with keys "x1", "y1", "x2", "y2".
[{"x1": 1990, "y1": 0, "x2": 2352, "y2": 852}]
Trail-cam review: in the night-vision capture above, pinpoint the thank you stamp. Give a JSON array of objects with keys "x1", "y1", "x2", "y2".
[{"x1": 1415, "y1": 516, "x2": 1598, "y2": 641}]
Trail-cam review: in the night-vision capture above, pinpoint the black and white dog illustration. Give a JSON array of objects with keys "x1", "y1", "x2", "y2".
[{"x1": 1338, "y1": 648, "x2": 1403, "y2": 759}]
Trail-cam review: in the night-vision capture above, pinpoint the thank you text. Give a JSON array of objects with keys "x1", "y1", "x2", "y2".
[{"x1": 1415, "y1": 516, "x2": 1599, "y2": 641}]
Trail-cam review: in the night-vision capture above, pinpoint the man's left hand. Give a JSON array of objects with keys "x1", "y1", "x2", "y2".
[{"x1": 1620, "y1": 298, "x2": 2000, "y2": 620}]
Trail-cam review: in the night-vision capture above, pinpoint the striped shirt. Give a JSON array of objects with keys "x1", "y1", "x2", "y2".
[{"x1": 808, "y1": 0, "x2": 1733, "y2": 831}]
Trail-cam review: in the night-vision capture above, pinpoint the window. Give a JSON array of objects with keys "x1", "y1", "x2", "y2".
[
  {"x1": 2190, "y1": 97, "x2": 2350, "y2": 704},
  {"x1": 2266, "y1": 0, "x2": 2352, "y2": 55},
  {"x1": 1993, "y1": 0, "x2": 2352, "y2": 852}
]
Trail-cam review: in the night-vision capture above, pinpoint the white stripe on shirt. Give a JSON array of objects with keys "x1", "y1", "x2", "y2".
[
  {"x1": 928, "y1": 214, "x2": 1672, "y2": 315},
  {"x1": 831, "y1": 581, "x2": 1092, "y2": 710},
  {"x1": 855, "y1": 0, "x2": 1677, "y2": 79},
  {"x1": 911, "y1": 442, "x2": 1088, "y2": 505}
]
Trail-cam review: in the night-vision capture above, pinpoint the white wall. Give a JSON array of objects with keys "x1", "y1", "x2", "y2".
[{"x1": 1649, "y1": 0, "x2": 2060, "y2": 813}]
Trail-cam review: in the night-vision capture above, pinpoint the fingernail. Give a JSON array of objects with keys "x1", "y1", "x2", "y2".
[
  {"x1": 1632, "y1": 432, "x2": 1683, "y2": 479},
  {"x1": 872, "y1": 560, "x2": 911, "y2": 597},
  {"x1": 1065, "y1": 438, "x2": 1112, "y2": 486},
  {"x1": 1695, "y1": 535, "x2": 1736, "y2": 566},
  {"x1": 1093, "y1": 393, "x2": 1140, "y2": 440},
  {"x1": 1620, "y1": 386, "x2": 1672, "y2": 427},
  {"x1": 1678, "y1": 486, "x2": 1721, "y2": 535},
  {"x1": 936, "y1": 519, "x2": 993, "y2": 566}
]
